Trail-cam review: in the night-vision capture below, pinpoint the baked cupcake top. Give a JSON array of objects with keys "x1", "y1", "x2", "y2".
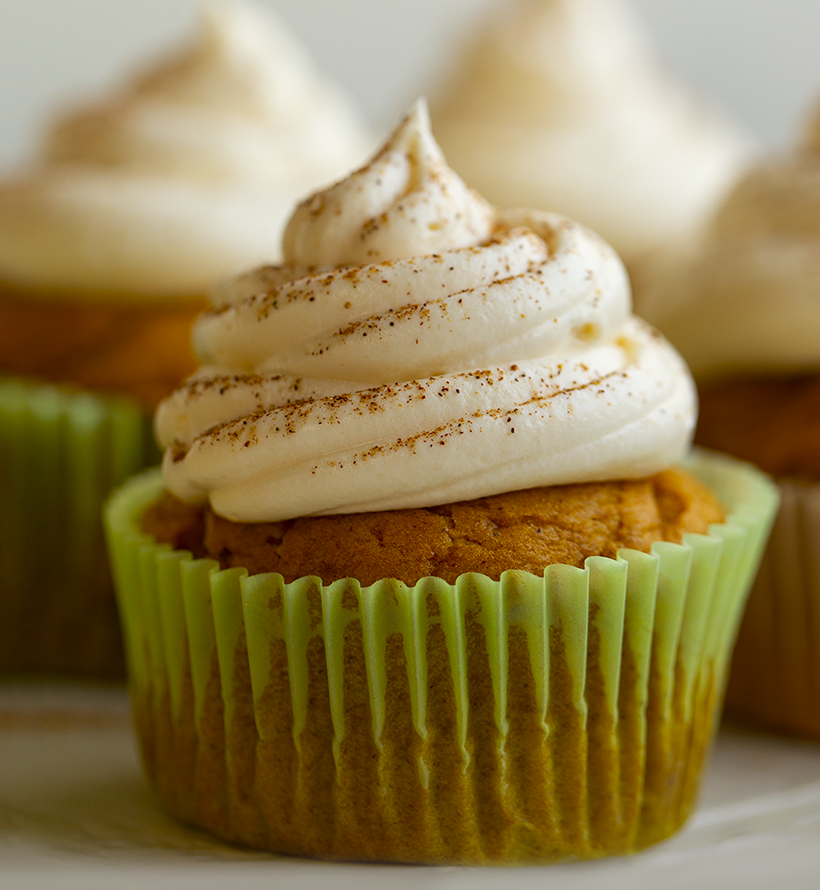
[
  {"x1": 431, "y1": 0, "x2": 748, "y2": 266},
  {"x1": 637, "y1": 100, "x2": 820, "y2": 379},
  {"x1": 0, "y1": 0, "x2": 368, "y2": 299},
  {"x1": 156, "y1": 100, "x2": 696, "y2": 522}
]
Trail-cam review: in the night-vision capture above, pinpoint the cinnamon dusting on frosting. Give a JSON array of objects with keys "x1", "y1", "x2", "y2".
[{"x1": 156, "y1": 99, "x2": 695, "y2": 521}]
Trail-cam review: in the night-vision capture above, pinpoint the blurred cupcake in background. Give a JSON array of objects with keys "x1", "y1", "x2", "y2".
[
  {"x1": 0, "y1": 0, "x2": 369, "y2": 676},
  {"x1": 431, "y1": 0, "x2": 749, "y2": 270},
  {"x1": 638, "y1": 96, "x2": 820, "y2": 739}
]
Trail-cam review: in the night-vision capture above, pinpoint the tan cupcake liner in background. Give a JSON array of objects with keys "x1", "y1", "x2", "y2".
[
  {"x1": 106, "y1": 451, "x2": 777, "y2": 865},
  {"x1": 0, "y1": 376, "x2": 152, "y2": 676},
  {"x1": 725, "y1": 479, "x2": 820, "y2": 738}
]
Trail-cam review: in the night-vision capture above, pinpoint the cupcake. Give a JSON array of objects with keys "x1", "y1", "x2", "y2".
[
  {"x1": 431, "y1": 0, "x2": 749, "y2": 269},
  {"x1": 0, "y1": 0, "x2": 369, "y2": 675},
  {"x1": 106, "y1": 101, "x2": 776, "y2": 863},
  {"x1": 637, "y1": 101, "x2": 820, "y2": 739}
]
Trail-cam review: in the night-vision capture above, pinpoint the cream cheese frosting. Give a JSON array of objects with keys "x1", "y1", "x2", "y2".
[
  {"x1": 637, "y1": 112, "x2": 820, "y2": 379},
  {"x1": 156, "y1": 100, "x2": 696, "y2": 521},
  {"x1": 0, "y1": 0, "x2": 369, "y2": 297},
  {"x1": 431, "y1": 0, "x2": 749, "y2": 267}
]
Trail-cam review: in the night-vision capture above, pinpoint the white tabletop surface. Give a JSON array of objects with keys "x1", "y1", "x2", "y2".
[{"x1": 2, "y1": 682, "x2": 819, "y2": 890}]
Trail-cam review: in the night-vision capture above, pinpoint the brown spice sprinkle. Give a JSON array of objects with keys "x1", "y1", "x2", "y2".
[
  {"x1": 143, "y1": 469, "x2": 724, "y2": 587},
  {"x1": 180, "y1": 363, "x2": 615, "y2": 458},
  {"x1": 695, "y1": 373, "x2": 820, "y2": 478},
  {"x1": 0, "y1": 280, "x2": 202, "y2": 411}
]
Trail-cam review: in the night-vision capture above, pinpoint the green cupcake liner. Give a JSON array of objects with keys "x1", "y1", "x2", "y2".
[
  {"x1": 0, "y1": 376, "x2": 153, "y2": 675},
  {"x1": 105, "y1": 450, "x2": 777, "y2": 864}
]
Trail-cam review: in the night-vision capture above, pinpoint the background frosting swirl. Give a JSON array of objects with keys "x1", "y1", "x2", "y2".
[
  {"x1": 431, "y1": 0, "x2": 749, "y2": 267},
  {"x1": 157, "y1": 100, "x2": 696, "y2": 521},
  {"x1": 0, "y1": 1, "x2": 368, "y2": 297},
  {"x1": 637, "y1": 101, "x2": 820, "y2": 379}
]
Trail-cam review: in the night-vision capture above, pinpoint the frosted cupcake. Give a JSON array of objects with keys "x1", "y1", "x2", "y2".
[
  {"x1": 638, "y1": 101, "x2": 820, "y2": 739},
  {"x1": 431, "y1": 0, "x2": 748, "y2": 269},
  {"x1": 106, "y1": 101, "x2": 776, "y2": 863},
  {"x1": 0, "y1": 0, "x2": 368, "y2": 675}
]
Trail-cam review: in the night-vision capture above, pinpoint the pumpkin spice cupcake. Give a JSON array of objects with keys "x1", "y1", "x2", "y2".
[
  {"x1": 0, "y1": 0, "x2": 369, "y2": 675},
  {"x1": 638, "y1": 98, "x2": 820, "y2": 739},
  {"x1": 106, "y1": 101, "x2": 776, "y2": 863}
]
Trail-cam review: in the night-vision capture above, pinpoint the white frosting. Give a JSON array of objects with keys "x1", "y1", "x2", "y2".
[
  {"x1": 431, "y1": 0, "x2": 749, "y2": 266},
  {"x1": 157, "y1": 100, "x2": 696, "y2": 521},
  {"x1": 0, "y1": 1, "x2": 369, "y2": 297},
  {"x1": 638, "y1": 136, "x2": 820, "y2": 378},
  {"x1": 281, "y1": 107, "x2": 495, "y2": 267}
]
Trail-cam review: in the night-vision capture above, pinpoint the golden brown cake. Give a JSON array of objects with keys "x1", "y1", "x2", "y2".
[
  {"x1": 0, "y1": 283, "x2": 200, "y2": 412},
  {"x1": 696, "y1": 374, "x2": 820, "y2": 479},
  {"x1": 144, "y1": 469, "x2": 724, "y2": 585}
]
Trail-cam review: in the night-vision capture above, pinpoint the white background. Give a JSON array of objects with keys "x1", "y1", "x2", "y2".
[{"x1": 0, "y1": 0, "x2": 818, "y2": 171}]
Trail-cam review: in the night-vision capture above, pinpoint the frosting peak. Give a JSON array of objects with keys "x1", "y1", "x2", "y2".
[
  {"x1": 476, "y1": 0, "x2": 651, "y2": 93},
  {"x1": 157, "y1": 103, "x2": 696, "y2": 521},
  {"x1": 282, "y1": 100, "x2": 494, "y2": 267},
  {"x1": 116, "y1": 1, "x2": 315, "y2": 115}
]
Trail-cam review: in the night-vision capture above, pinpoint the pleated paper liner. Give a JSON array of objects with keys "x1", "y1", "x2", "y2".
[
  {"x1": 725, "y1": 478, "x2": 820, "y2": 738},
  {"x1": 0, "y1": 376, "x2": 153, "y2": 676},
  {"x1": 105, "y1": 451, "x2": 777, "y2": 864}
]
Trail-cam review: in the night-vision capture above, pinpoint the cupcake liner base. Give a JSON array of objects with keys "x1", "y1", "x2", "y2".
[
  {"x1": 0, "y1": 376, "x2": 152, "y2": 676},
  {"x1": 106, "y1": 450, "x2": 777, "y2": 864}
]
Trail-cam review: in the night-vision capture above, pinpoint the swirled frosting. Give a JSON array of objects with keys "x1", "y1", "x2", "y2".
[
  {"x1": 637, "y1": 106, "x2": 820, "y2": 379},
  {"x1": 431, "y1": 0, "x2": 748, "y2": 266},
  {"x1": 156, "y1": 100, "x2": 696, "y2": 521},
  {"x1": 0, "y1": 1, "x2": 368, "y2": 297}
]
